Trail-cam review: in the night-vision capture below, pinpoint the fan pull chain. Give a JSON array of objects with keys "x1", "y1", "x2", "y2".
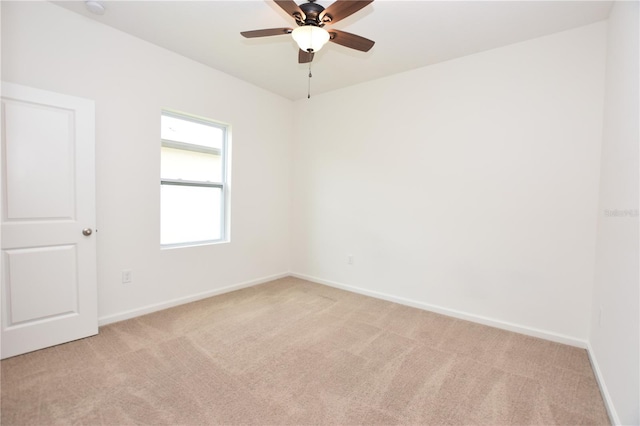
[{"x1": 307, "y1": 62, "x2": 312, "y2": 99}]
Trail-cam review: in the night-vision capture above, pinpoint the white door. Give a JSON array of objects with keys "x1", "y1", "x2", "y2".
[{"x1": 1, "y1": 82, "x2": 98, "y2": 359}]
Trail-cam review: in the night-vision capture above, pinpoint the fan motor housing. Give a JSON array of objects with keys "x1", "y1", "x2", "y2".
[{"x1": 298, "y1": 2, "x2": 327, "y2": 26}]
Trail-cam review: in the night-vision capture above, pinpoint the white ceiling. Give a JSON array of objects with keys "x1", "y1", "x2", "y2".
[{"x1": 53, "y1": 0, "x2": 613, "y2": 100}]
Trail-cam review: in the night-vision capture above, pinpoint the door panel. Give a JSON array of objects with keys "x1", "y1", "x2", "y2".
[
  {"x1": 5, "y1": 245, "x2": 78, "y2": 325},
  {"x1": 1, "y1": 82, "x2": 97, "y2": 359},
  {"x1": 4, "y1": 101, "x2": 75, "y2": 220}
]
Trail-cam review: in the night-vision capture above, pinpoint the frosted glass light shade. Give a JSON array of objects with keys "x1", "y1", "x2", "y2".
[{"x1": 291, "y1": 26, "x2": 330, "y2": 52}]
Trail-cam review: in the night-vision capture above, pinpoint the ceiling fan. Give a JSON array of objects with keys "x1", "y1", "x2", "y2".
[{"x1": 241, "y1": 0, "x2": 375, "y2": 64}]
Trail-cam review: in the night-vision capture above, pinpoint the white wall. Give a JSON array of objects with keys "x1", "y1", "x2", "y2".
[
  {"x1": 1, "y1": 1, "x2": 293, "y2": 321},
  {"x1": 291, "y1": 23, "x2": 607, "y2": 344},
  {"x1": 589, "y1": 2, "x2": 640, "y2": 425}
]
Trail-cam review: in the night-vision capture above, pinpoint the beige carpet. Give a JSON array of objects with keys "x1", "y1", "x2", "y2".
[{"x1": 1, "y1": 277, "x2": 610, "y2": 425}]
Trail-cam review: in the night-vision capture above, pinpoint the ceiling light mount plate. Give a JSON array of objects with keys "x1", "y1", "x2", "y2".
[{"x1": 85, "y1": 1, "x2": 105, "y2": 15}]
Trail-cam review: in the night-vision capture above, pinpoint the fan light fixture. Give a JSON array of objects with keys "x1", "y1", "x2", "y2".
[{"x1": 291, "y1": 26, "x2": 330, "y2": 53}]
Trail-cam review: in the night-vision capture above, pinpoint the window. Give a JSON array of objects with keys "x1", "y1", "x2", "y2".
[{"x1": 160, "y1": 111, "x2": 229, "y2": 247}]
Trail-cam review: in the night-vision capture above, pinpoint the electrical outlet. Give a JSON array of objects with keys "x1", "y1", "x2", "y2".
[
  {"x1": 347, "y1": 255, "x2": 354, "y2": 265},
  {"x1": 122, "y1": 269, "x2": 132, "y2": 284}
]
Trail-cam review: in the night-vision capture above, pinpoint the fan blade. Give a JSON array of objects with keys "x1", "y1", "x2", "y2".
[
  {"x1": 274, "y1": 0, "x2": 305, "y2": 21},
  {"x1": 320, "y1": 0, "x2": 373, "y2": 25},
  {"x1": 329, "y1": 29, "x2": 374, "y2": 52},
  {"x1": 241, "y1": 28, "x2": 293, "y2": 38},
  {"x1": 298, "y1": 49, "x2": 314, "y2": 63}
]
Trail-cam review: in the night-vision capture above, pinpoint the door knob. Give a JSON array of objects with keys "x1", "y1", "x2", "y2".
[{"x1": 82, "y1": 228, "x2": 93, "y2": 236}]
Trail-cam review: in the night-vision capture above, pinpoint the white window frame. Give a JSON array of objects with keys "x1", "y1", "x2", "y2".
[{"x1": 160, "y1": 110, "x2": 230, "y2": 248}]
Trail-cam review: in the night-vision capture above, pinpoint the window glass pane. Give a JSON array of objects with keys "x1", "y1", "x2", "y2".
[
  {"x1": 161, "y1": 114, "x2": 223, "y2": 149},
  {"x1": 161, "y1": 185, "x2": 222, "y2": 245},
  {"x1": 161, "y1": 146, "x2": 222, "y2": 182}
]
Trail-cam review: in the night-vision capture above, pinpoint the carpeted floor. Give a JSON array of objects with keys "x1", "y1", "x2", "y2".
[{"x1": 1, "y1": 277, "x2": 610, "y2": 425}]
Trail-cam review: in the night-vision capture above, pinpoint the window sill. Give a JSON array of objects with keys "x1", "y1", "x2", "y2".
[{"x1": 160, "y1": 239, "x2": 230, "y2": 250}]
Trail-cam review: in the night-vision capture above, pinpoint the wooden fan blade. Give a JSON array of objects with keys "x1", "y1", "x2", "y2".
[
  {"x1": 298, "y1": 49, "x2": 314, "y2": 63},
  {"x1": 241, "y1": 28, "x2": 293, "y2": 38},
  {"x1": 274, "y1": 0, "x2": 305, "y2": 21},
  {"x1": 320, "y1": 0, "x2": 373, "y2": 25},
  {"x1": 329, "y1": 29, "x2": 374, "y2": 52}
]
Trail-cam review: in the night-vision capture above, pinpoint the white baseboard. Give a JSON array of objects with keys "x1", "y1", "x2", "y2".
[
  {"x1": 586, "y1": 342, "x2": 620, "y2": 425},
  {"x1": 290, "y1": 272, "x2": 588, "y2": 348},
  {"x1": 101, "y1": 270, "x2": 590, "y2": 348},
  {"x1": 98, "y1": 272, "x2": 290, "y2": 326}
]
